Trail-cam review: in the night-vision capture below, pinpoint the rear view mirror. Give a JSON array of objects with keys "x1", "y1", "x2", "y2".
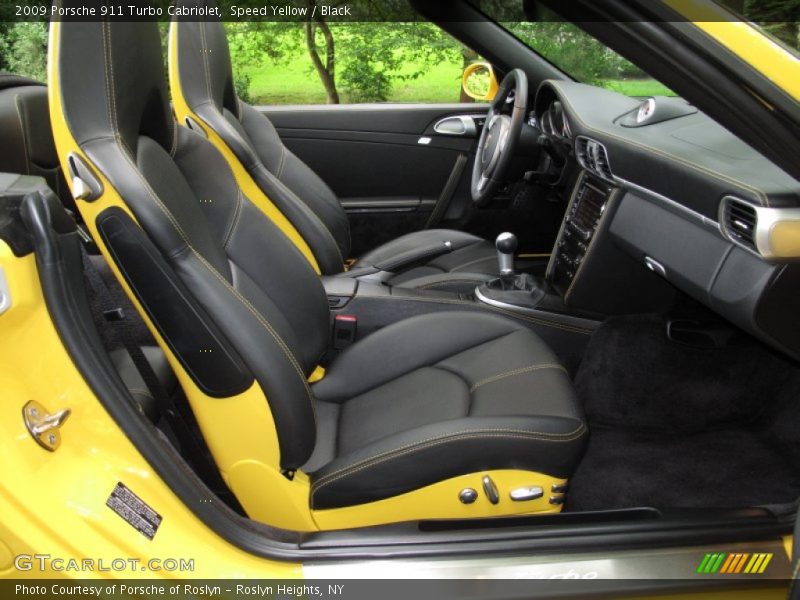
[{"x1": 462, "y1": 62, "x2": 499, "y2": 101}]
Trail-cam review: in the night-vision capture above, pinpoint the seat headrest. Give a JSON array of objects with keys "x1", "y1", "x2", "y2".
[
  {"x1": 0, "y1": 72, "x2": 44, "y2": 92},
  {"x1": 172, "y1": 0, "x2": 240, "y2": 119},
  {"x1": 54, "y1": 19, "x2": 176, "y2": 156}
]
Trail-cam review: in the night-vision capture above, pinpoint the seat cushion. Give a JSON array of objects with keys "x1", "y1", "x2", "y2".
[{"x1": 309, "y1": 311, "x2": 587, "y2": 509}]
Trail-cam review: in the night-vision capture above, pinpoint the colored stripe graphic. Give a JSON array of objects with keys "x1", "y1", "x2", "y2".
[
  {"x1": 698, "y1": 552, "x2": 773, "y2": 574},
  {"x1": 697, "y1": 553, "x2": 726, "y2": 573}
]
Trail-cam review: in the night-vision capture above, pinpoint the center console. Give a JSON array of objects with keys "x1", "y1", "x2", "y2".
[
  {"x1": 473, "y1": 170, "x2": 675, "y2": 317},
  {"x1": 474, "y1": 172, "x2": 612, "y2": 317},
  {"x1": 319, "y1": 169, "x2": 675, "y2": 368},
  {"x1": 547, "y1": 175, "x2": 613, "y2": 295}
]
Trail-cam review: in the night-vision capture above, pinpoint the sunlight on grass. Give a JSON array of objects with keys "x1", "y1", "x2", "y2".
[
  {"x1": 600, "y1": 79, "x2": 676, "y2": 97},
  {"x1": 246, "y1": 51, "x2": 465, "y2": 104},
  {"x1": 245, "y1": 50, "x2": 676, "y2": 105}
]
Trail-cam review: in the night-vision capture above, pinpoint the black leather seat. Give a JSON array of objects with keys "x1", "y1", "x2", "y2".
[
  {"x1": 52, "y1": 21, "x2": 586, "y2": 525},
  {"x1": 0, "y1": 74, "x2": 70, "y2": 210},
  {"x1": 170, "y1": 7, "x2": 499, "y2": 290}
]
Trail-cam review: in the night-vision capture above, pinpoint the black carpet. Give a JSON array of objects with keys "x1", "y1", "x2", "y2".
[{"x1": 566, "y1": 315, "x2": 800, "y2": 512}]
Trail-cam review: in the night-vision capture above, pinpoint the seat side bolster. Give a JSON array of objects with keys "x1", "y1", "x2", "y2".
[
  {"x1": 309, "y1": 415, "x2": 588, "y2": 509},
  {"x1": 192, "y1": 102, "x2": 345, "y2": 275}
]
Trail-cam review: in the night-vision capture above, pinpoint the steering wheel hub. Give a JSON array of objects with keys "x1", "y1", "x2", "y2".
[{"x1": 481, "y1": 114, "x2": 511, "y2": 172}]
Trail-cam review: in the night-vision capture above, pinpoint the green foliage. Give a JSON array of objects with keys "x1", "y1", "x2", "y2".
[
  {"x1": 0, "y1": 22, "x2": 48, "y2": 81},
  {"x1": 227, "y1": 21, "x2": 463, "y2": 103},
  {"x1": 743, "y1": 0, "x2": 800, "y2": 50},
  {"x1": 225, "y1": 21, "x2": 305, "y2": 103},
  {"x1": 234, "y1": 71, "x2": 254, "y2": 104},
  {"x1": 463, "y1": 68, "x2": 490, "y2": 98},
  {"x1": 504, "y1": 22, "x2": 643, "y2": 86},
  {"x1": 334, "y1": 22, "x2": 461, "y2": 102}
]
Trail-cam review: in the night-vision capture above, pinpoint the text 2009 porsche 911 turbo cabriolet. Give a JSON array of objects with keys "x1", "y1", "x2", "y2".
[{"x1": 0, "y1": 0, "x2": 799, "y2": 596}]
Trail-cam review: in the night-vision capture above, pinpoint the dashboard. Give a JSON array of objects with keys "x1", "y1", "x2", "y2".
[{"x1": 533, "y1": 80, "x2": 800, "y2": 360}]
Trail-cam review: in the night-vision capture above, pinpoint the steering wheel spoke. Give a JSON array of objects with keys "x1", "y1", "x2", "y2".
[{"x1": 471, "y1": 69, "x2": 528, "y2": 207}]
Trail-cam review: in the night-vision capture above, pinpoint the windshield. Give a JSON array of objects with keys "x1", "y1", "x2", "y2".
[
  {"x1": 476, "y1": 1, "x2": 799, "y2": 98},
  {"x1": 501, "y1": 22, "x2": 676, "y2": 97}
]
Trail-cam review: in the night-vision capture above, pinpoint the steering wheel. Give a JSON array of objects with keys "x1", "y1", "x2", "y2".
[{"x1": 471, "y1": 68, "x2": 529, "y2": 206}]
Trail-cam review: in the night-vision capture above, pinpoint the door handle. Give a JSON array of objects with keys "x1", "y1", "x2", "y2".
[{"x1": 433, "y1": 115, "x2": 479, "y2": 137}]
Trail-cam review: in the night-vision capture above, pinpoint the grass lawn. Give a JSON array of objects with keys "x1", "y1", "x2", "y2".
[
  {"x1": 601, "y1": 79, "x2": 676, "y2": 97},
  {"x1": 245, "y1": 52, "x2": 676, "y2": 105},
  {"x1": 246, "y1": 53, "x2": 466, "y2": 105}
]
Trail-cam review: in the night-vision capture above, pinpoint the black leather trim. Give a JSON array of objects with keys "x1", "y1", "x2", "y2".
[
  {"x1": 0, "y1": 173, "x2": 52, "y2": 256},
  {"x1": 0, "y1": 84, "x2": 70, "y2": 212},
  {"x1": 58, "y1": 19, "x2": 586, "y2": 500},
  {"x1": 173, "y1": 9, "x2": 501, "y2": 287},
  {"x1": 97, "y1": 207, "x2": 254, "y2": 398},
  {"x1": 310, "y1": 311, "x2": 586, "y2": 508},
  {"x1": 174, "y1": 13, "x2": 349, "y2": 274},
  {"x1": 0, "y1": 72, "x2": 43, "y2": 91},
  {"x1": 311, "y1": 419, "x2": 587, "y2": 509},
  {"x1": 353, "y1": 229, "x2": 492, "y2": 273}
]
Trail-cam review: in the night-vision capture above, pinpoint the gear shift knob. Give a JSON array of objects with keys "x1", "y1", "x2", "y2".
[{"x1": 495, "y1": 232, "x2": 517, "y2": 276}]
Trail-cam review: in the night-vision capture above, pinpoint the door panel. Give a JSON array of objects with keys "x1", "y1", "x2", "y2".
[
  {"x1": 261, "y1": 103, "x2": 567, "y2": 260},
  {"x1": 261, "y1": 104, "x2": 487, "y2": 256}
]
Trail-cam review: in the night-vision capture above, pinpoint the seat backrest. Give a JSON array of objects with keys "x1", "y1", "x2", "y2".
[
  {"x1": 170, "y1": 3, "x2": 351, "y2": 275},
  {"x1": 52, "y1": 20, "x2": 330, "y2": 473},
  {"x1": 0, "y1": 73, "x2": 71, "y2": 213}
]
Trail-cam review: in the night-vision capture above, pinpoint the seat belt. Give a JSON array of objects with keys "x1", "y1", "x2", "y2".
[
  {"x1": 80, "y1": 245, "x2": 238, "y2": 503},
  {"x1": 81, "y1": 244, "x2": 169, "y2": 407},
  {"x1": 425, "y1": 153, "x2": 468, "y2": 228}
]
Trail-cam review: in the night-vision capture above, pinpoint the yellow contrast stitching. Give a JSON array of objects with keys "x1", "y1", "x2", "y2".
[
  {"x1": 276, "y1": 145, "x2": 287, "y2": 180},
  {"x1": 13, "y1": 95, "x2": 30, "y2": 174},
  {"x1": 222, "y1": 187, "x2": 244, "y2": 249},
  {"x1": 371, "y1": 294, "x2": 593, "y2": 335},
  {"x1": 548, "y1": 80, "x2": 769, "y2": 206},
  {"x1": 417, "y1": 279, "x2": 487, "y2": 289},
  {"x1": 469, "y1": 363, "x2": 567, "y2": 392},
  {"x1": 311, "y1": 424, "x2": 587, "y2": 501},
  {"x1": 200, "y1": 21, "x2": 213, "y2": 108},
  {"x1": 450, "y1": 254, "x2": 496, "y2": 271},
  {"x1": 102, "y1": 23, "x2": 315, "y2": 424}
]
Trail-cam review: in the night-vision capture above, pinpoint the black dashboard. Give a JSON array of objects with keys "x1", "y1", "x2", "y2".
[{"x1": 533, "y1": 80, "x2": 800, "y2": 361}]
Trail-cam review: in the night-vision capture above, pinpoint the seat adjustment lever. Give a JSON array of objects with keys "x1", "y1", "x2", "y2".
[
  {"x1": 482, "y1": 475, "x2": 499, "y2": 505},
  {"x1": 509, "y1": 486, "x2": 544, "y2": 502}
]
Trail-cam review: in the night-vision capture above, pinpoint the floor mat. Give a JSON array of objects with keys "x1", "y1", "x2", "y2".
[
  {"x1": 566, "y1": 426, "x2": 800, "y2": 511},
  {"x1": 566, "y1": 315, "x2": 800, "y2": 511}
]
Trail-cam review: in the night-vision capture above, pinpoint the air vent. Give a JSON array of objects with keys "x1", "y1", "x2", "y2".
[
  {"x1": 575, "y1": 136, "x2": 614, "y2": 181},
  {"x1": 722, "y1": 198, "x2": 758, "y2": 251}
]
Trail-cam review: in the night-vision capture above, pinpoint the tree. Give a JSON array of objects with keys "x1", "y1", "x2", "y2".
[
  {"x1": 305, "y1": 1, "x2": 339, "y2": 103},
  {"x1": 0, "y1": 23, "x2": 48, "y2": 81},
  {"x1": 227, "y1": 20, "x2": 461, "y2": 104},
  {"x1": 744, "y1": 0, "x2": 800, "y2": 49},
  {"x1": 459, "y1": 47, "x2": 479, "y2": 103},
  {"x1": 505, "y1": 22, "x2": 634, "y2": 85}
]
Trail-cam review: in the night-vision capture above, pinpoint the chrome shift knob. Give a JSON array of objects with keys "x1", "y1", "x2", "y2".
[{"x1": 495, "y1": 232, "x2": 517, "y2": 276}]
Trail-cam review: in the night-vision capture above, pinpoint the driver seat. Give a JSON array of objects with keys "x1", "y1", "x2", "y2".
[{"x1": 169, "y1": 7, "x2": 499, "y2": 291}]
